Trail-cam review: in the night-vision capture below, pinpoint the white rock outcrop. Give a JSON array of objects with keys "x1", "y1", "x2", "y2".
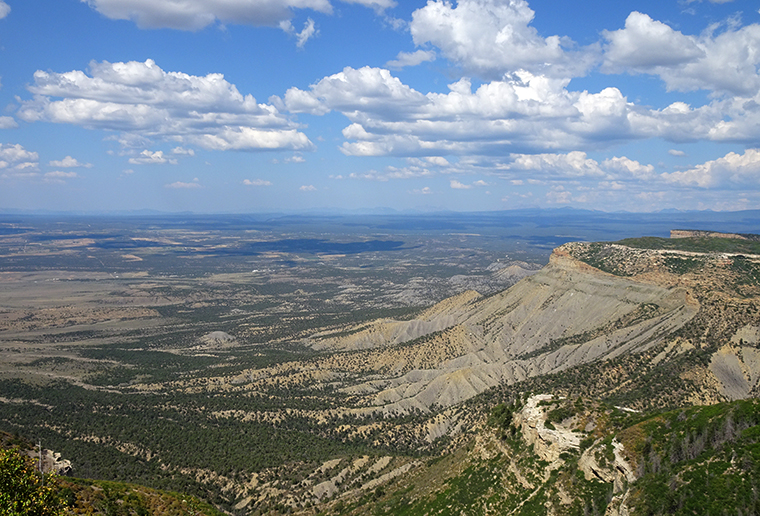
[{"x1": 514, "y1": 394, "x2": 581, "y2": 464}]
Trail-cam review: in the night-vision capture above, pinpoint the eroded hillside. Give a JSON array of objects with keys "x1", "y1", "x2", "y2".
[
  {"x1": 564, "y1": 239, "x2": 760, "y2": 402},
  {"x1": 302, "y1": 239, "x2": 747, "y2": 414}
]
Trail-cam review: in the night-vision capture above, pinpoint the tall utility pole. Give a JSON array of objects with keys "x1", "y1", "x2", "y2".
[{"x1": 38, "y1": 440, "x2": 44, "y2": 487}]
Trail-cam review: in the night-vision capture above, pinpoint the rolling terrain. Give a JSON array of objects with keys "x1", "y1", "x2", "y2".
[{"x1": 1, "y1": 215, "x2": 760, "y2": 514}]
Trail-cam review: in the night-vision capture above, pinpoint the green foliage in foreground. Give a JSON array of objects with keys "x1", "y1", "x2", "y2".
[
  {"x1": 626, "y1": 399, "x2": 760, "y2": 515},
  {"x1": 59, "y1": 478, "x2": 225, "y2": 516},
  {"x1": 0, "y1": 447, "x2": 66, "y2": 516},
  {"x1": 0, "y1": 433, "x2": 223, "y2": 516}
]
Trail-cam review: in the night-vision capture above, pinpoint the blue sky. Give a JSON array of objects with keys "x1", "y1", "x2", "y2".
[{"x1": 1, "y1": 0, "x2": 759, "y2": 213}]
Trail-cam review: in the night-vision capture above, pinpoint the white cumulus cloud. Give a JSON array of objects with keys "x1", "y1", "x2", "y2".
[
  {"x1": 425, "y1": 156, "x2": 450, "y2": 167},
  {"x1": 282, "y1": 61, "x2": 760, "y2": 159},
  {"x1": 129, "y1": 150, "x2": 178, "y2": 165},
  {"x1": 601, "y1": 156, "x2": 655, "y2": 180},
  {"x1": 243, "y1": 179, "x2": 272, "y2": 186},
  {"x1": 297, "y1": 18, "x2": 317, "y2": 47},
  {"x1": 467, "y1": 152, "x2": 659, "y2": 185},
  {"x1": 0, "y1": 1, "x2": 9, "y2": 19},
  {"x1": 44, "y1": 171, "x2": 79, "y2": 183},
  {"x1": 280, "y1": 17, "x2": 318, "y2": 47},
  {"x1": 49, "y1": 156, "x2": 92, "y2": 168},
  {"x1": 172, "y1": 147, "x2": 195, "y2": 156},
  {"x1": 0, "y1": 144, "x2": 39, "y2": 172},
  {"x1": 386, "y1": 50, "x2": 436, "y2": 69},
  {"x1": 342, "y1": 0, "x2": 396, "y2": 10},
  {"x1": 0, "y1": 116, "x2": 17, "y2": 129},
  {"x1": 165, "y1": 180, "x2": 202, "y2": 189},
  {"x1": 602, "y1": 12, "x2": 704, "y2": 71},
  {"x1": 509, "y1": 151, "x2": 604, "y2": 178},
  {"x1": 19, "y1": 59, "x2": 314, "y2": 153},
  {"x1": 546, "y1": 185, "x2": 576, "y2": 204},
  {"x1": 603, "y1": 12, "x2": 760, "y2": 96},
  {"x1": 662, "y1": 148, "x2": 760, "y2": 188},
  {"x1": 409, "y1": 0, "x2": 597, "y2": 79},
  {"x1": 282, "y1": 66, "x2": 427, "y2": 116},
  {"x1": 82, "y1": 0, "x2": 394, "y2": 44},
  {"x1": 82, "y1": 0, "x2": 333, "y2": 30},
  {"x1": 450, "y1": 178, "x2": 487, "y2": 189},
  {"x1": 349, "y1": 164, "x2": 434, "y2": 181},
  {"x1": 283, "y1": 67, "x2": 650, "y2": 157}
]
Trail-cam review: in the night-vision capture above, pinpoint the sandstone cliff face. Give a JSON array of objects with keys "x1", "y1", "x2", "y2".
[
  {"x1": 488, "y1": 395, "x2": 639, "y2": 516},
  {"x1": 514, "y1": 394, "x2": 581, "y2": 463},
  {"x1": 512, "y1": 395, "x2": 640, "y2": 516},
  {"x1": 670, "y1": 229, "x2": 760, "y2": 241},
  {"x1": 308, "y1": 246, "x2": 699, "y2": 414}
]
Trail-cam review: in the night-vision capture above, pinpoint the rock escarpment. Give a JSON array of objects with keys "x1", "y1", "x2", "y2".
[
  {"x1": 514, "y1": 394, "x2": 582, "y2": 463},
  {"x1": 671, "y1": 229, "x2": 760, "y2": 241},
  {"x1": 308, "y1": 244, "x2": 699, "y2": 414}
]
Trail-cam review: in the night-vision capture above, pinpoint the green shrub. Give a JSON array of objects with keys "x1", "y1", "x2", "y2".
[{"x1": 0, "y1": 448, "x2": 66, "y2": 516}]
